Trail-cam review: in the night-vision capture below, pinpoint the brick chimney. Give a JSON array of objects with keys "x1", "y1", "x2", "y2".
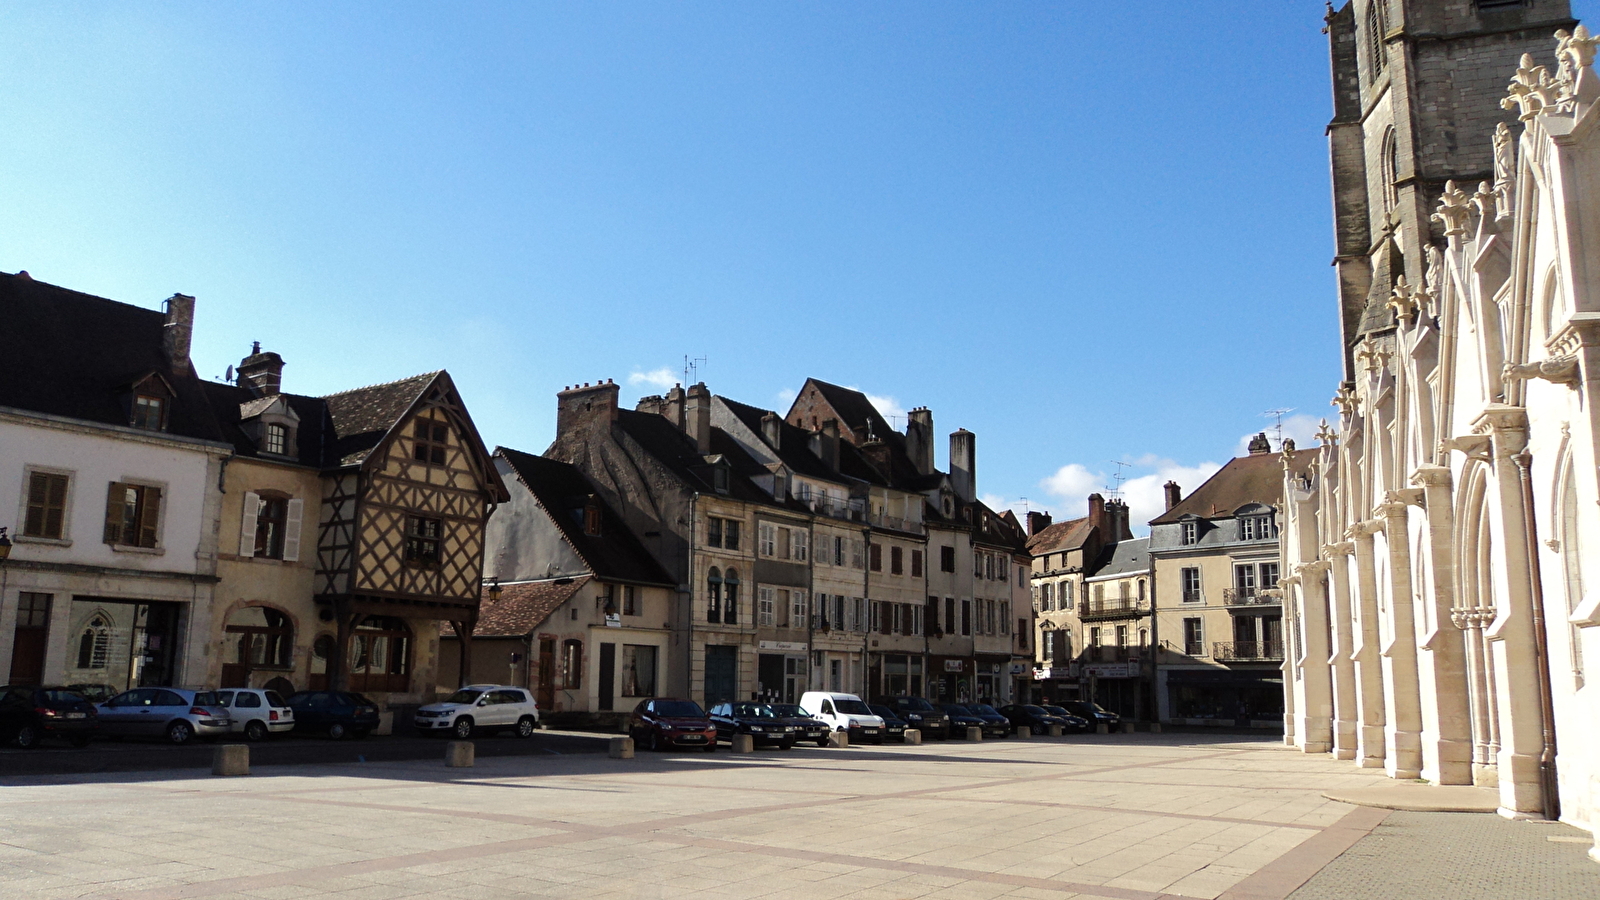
[
  {"x1": 1087, "y1": 492, "x2": 1107, "y2": 535},
  {"x1": 860, "y1": 439, "x2": 892, "y2": 477},
  {"x1": 810, "y1": 419, "x2": 841, "y2": 471},
  {"x1": 556, "y1": 379, "x2": 619, "y2": 436},
  {"x1": 237, "y1": 342, "x2": 284, "y2": 397},
  {"x1": 1164, "y1": 481, "x2": 1182, "y2": 511},
  {"x1": 663, "y1": 384, "x2": 686, "y2": 430},
  {"x1": 1106, "y1": 498, "x2": 1133, "y2": 541},
  {"x1": 162, "y1": 294, "x2": 195, "y2": 375},
  {"x1": 949, "y1": 429, "x2": 976, "y2": 503},
  {"x1": 760, "y1": 412, "x2": 782, "y2": 449},
  {"x1": 1026, "y1": 511, "x2": 1053, "y2": 536},
  {"x1": 1248, "y1": 432, "x2": 1272, "y2": 455},
  {"x1": 905, "y1": 407, "x2": 934, "y2": 475},
  {"x1": 685, "y1": 382, "x2": 712, "y2": 454}
]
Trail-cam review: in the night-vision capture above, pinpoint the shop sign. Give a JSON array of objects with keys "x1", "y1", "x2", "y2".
[
  {"x1": 604, "y1": 614, "x2": 621, "y2": 628},
  {"x1": 1008, "y1": 662, "x2": 1029, "y2": 675},
  {"x1": 759, "y1": 641, "x2": 808, "y2": 653},
  {"x1": 1033, "y1": 667, "x2": 1050, "y2": 681},
  {"x1": 944, "y1": 659, "x2": 965, "y2": 672},
  {"x1": 1083, "y1": 663, "x2": 1130, "y2": 678}
]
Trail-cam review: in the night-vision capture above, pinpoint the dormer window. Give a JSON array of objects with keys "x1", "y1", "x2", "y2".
[
  {"x1": 1241, "y1": 513, "x2": 1276, "y2": 541},
  {"x1": 583, "y1": 496, "x2": 602, "y2": 536},
  {"x1": 1181, "y1": 521, "x2": 1198, "y2": 545},
  {"x1": 712, "y1": 464, "x2": 730, "y2": 494},
  {"x1": 264, "y1": 423, "x2": 288, "y2": 455},
  {"x1": 132, "y1": 395, "x2": 165, "y2": 430}
]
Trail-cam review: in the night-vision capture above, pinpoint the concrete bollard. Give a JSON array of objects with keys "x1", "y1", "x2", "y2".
[
  {"x1": 1122, "y1": 722, "x2": 1135, "y2": 734},
  {"x1": 732, "y1": 734, "x2": 755, "y2": 753},
  {"x1": 903, "y1": 729, "x2": 921, "y2": 745},
  {"x1": 445, "y1": 741, "x2": 475, "y2": 767},
  {"x1": 373, "y1": 710, "x2": 394, "y2": 737},
  {"x1": 609, "y1": 736, "x2": 634, "y2": 759},
  {"x1": 827, "y1": 731, "x2": 848, "y2": 749},
  {"x1": 1150, "y1": 722, "x2": 1163, "y2": 733},
  {"x1": 1048, "y1": 724, "x2": 1063, "y2": 737},
  {"x1": 1096, "y1": 723, "x2": 1109, "y2": 735},
  {"x1": 1014, "y1": 726, "x2": 1031, "y2": 739},
  {"x1": 212, "y1": 743, "x2": 249, "y2": 776},
  {"x1": 965, "y1": 726, "x2": 983, "y2": 742}
]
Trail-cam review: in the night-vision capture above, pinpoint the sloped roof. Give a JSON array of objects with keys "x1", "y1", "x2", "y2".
[
  {"x1": 201, "y1": 380, "x2": 331, "y2": 465},
  {"x1": 1087, "y1": 538, "x2": 1151, "y2": 580},
  {"x1": 473, "y1": 577, "x2": 590, "y2": 637},
  {"x1": 798, "y1": 378, "x2": 898, "y2": 444},
  {"x1": 614, "y1": 408, "x2": 775, "y2": 503},
  {"x1": 323, "y1": 371, "x2": 439, "y2": 466},
  {"x1": 497, "y1": 448, "x2": 676, "y2": 588},
  {"x1": 718, "y1": 396, "x2": 844, "y2": 482},
  {"x1": 1026, "y1": 515, "x2": 1092, "y2": 556},
  {"x1": 0, "y1": 272, "x2": 225, "y2": 443},
  {"x1": 1149, "y1": 451, "x2": 1311, "y2": 525}
]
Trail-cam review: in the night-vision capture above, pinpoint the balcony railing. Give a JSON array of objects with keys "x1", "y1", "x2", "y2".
[
  {"x1": 1078, "y1": 598, "x2": 1149, "y2": 621},
  {"x1": 1213, "y1": 640, "x2": 1284, "y2": 661},
  {"x1": 804, "y1": 495, "x2": 865, "y2": 522},
  {"x1": 1223, "y1": 587, "x2": 1283, "y2": 607},
  {"x1": 868, "y1": 510, "x2": 923, "y2": 534}
]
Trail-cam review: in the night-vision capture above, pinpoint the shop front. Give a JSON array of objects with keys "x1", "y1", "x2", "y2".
[
  {"x1": 930, "y1": 656, "x2": 970, "y2": 703},
  {"x1": 1032, "y1": 663, "x2": 1080, "y2": 705},
  {"x1": 62, "y1": 596, "x2": 187, "y2": 695},
  {"x1": 757, "y1": 640, "x2": 808, "y2": 703},
  {"x1": 1160, "y1": 667, "x2": 1283, "y2": 728},
  {"x1": 972, "y1": 656, "x2": 1013, "y2": 706}
]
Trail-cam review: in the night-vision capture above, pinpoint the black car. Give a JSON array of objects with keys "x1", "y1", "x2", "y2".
[
  {"x1": 628, "y1": 698, "x2": 717, "y2": 751},
  {"x1": 1061, "y1": 700, "x2": 1121, "y2": 730},
  {"x1": 935, "y1": 703, "x2": 989, "y2": 739},
  {"x1": 285, "y1": 690, "x2": 380, "y2": 739},
  {"x1": 964, "y1": 703, "x2": 1015, "y2": 738},
  {"x1": 769, "y1": 704, "x2": 831, "y2": 747},
  {"x1": 1039, "y1": 705, "x2": 1092, "y2": 733},
  {"x1": 887, "y1": 696, "x2": 949, "y2": 739},
  {"x1": 708, "y1": 702, "x2": 797, "y2": 749},
  {"x1": 0, "y1": 685, "x2": 97, "y2": 748},
  {"x1": 998, "y1": 703, "x2": 1071, "y2": 736},
  {"x1": 867, "y1": 705, "x2": 909, "y2": 742}
]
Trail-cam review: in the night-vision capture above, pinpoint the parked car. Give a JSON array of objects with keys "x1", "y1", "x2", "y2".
[
  {"x1": 285, "y1": 690, "x2": 380, "y2": 739},
  {"x1": 65, "y1": 683, "x2": 116, "y2": 704},
  {"x1": 708, "y1": 702, "x2": 796, "y2": 749},
  {"x1": 628, "y1": 698, "x2": 717, "y2": 751},
  {"x1": 1039, "y1": 705, "x2": 1092, "y2": 733},
  {"x1": 768, "y1": 703, "x2": 831, "y2": 747},
  {"x1": 935, "y1": 703, "x2": 988, "y2": 739},
  {"x1": 959, "y1": 703, "x2": 1014, "y2": 739},
  {"x1": 214, "y1": 688, "x2": 295, "y2": 741},
  {"x1": 867, "y1": 705, "x2": 910, "y2": 742},
  {"x1": 415, "y1": 685, "x2": 540, "y2": 739},
  {"x1": 0, "y1": 685, "x2": 98, "y2": 748},
  {"x1": 886, "y1": 696, "x2": 949, "y2": 739},
  {"x1": 798, "y1": 692, "x2": 884, "y2": 744},
  {"x1": 1060, "y1": 700, "x2": 1121, "y2": 730},
  {"x1": 997, "y1": 703, "x2": 1071, "y2": 736},
  {"x1": 96, "y1": 688, "x2": 231, "y2": 744}
]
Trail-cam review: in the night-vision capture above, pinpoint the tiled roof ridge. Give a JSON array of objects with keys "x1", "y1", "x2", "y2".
[
  {"x1": 320, "y1": 369, "x2": 442, "y2": 400},
  {"x1": 3, "y1": 271, "x2": 143, "y2": 311}
]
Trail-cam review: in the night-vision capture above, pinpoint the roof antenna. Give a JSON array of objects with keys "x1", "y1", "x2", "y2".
[
  {"x1": 1263, "y1": 407, "x2": 1295, "y2": 450},
  {"x1": 1105, "y1": 461, "x2": 1130, "y2": 500},
  {"x1": 683, "y1": 354, "x2": 706, "y2": 386}
]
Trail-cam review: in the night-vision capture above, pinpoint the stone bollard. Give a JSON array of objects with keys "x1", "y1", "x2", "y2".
[
  {"x1": 1122, "y1": 722, "x2": 1135, "y2": 734},
  {"x1": 609, "y1": 736, "x2": 634, "y2": 759},
  {"x1": 373, "y1": 710, "x2": 394, "y2": 737},
  {"x1": 903, "y1": 729, "x2": 921, "y2": 745},
  {"x1": 1014, "y1": 726, "x2": 1031, "y2": 739},
  {"x1": 1096, "y1": 723, "x2": 1109, "y2": 735},
  {"x1": 1048, "y1": 724, "x2": 1064, "y2": 737},
  {"x1": 732, "y1": 734, "x2": 755, "y2": 753},
  {"x1": 212, "y1": 743, "x2": 249, "y2": 777},
  {"x1": 827, "y1": 731, "x2": 848, "y2": 749},
  {"x1": 965, "y1": 726, "x2": 982, "y2": 742},
  {"x1": 445, "y1": 741, "x2": 475, "y2": 767},
  {"x1": 1150, "y1": 722, "x2": 1163, "y2": 733}
]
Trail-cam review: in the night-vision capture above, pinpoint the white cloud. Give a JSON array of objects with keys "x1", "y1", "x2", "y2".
[
  {"x1": 1235, "y1": 413, "x2": 1326, "y2": 456},
  {"x1": 775, "y1": 387, "x2": 797, "y2": 405},
  {"x1": 864, "y1": 392, "x2": 907, "y2": 429},
  {"x1": 1039, "y1": 457, "x2": 1223, "y2": 536},
  {"x1": 627, "y1": 367, "x2": 678, "y2": 391}
]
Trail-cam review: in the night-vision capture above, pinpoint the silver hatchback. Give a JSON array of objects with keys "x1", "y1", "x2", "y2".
[{"x1": 96, "y1": 688, "x2": 232, "y2": 744}]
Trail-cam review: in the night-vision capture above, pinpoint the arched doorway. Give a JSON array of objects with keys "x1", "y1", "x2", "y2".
[{"x1": 221, "y1": 606, "x2": 293, "y2": 689}]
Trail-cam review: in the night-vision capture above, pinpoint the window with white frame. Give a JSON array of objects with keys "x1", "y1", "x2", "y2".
[
  {"x1": 759, "y1": 523, "x2": 777, "y2": 557},
  {"x1": 1184, "y1": 617, "x2": 1205, "y2": 656},
  {"x1": 1181, "y1": 567, "x2": 1202, "y2": 602},
  {"x1": 758, "y1": 586, "x2": 776, "y2": 627},
  {"x1": 1260, "y1": 562, "x2": 1280, "y2": 589},
  {"x1": 793, "y1": 530, "x2": 807, "y2": 561},
  {"x1": 1241, "y1": 514, "x2": 1275, "y2": 541},
  {"x1": 1181, "y1": 521, "x2": 1198, "y2": 545},
  {"x1": 791, "y1": 590, "x2": 808, "y2": 626},
  {"x1": 1062, "y1": 581, "x2": 1074, "y2": 610}
]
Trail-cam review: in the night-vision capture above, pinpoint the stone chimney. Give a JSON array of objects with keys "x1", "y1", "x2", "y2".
[
  {"x1": 1248, "y1": 432, "x2": 1272, "y2": 455},
  {"x1": 237, "y1": 342, "x2": 285, "y2": 397},
  {"x1": 556, "y1": 379, "x2": 620, "y2": 436},
  {"x1": 162, "y1": 294, "x2": 195, "y2": 375},
  {"x1": 635, "y1": 394, "x2": 665, "y2": 416},
  {"x1": 859, "y1": 439, "x2": 892, "y2": 477},
  {"x1": 1087, "y1": 493, "x2": 1106, "y2": 533},
  {"x1": 1164, "y1": 481, "x2": 1182, "y2": 511},
  {"x1": 1106, "y1": 498, "x2": 1133, "y2": 541},
  {"x1": 1026, "y1": 511, "x2": 1053, "y2": 536},
  {"x1": 685, "y1": 382, "x2": 712, "y2": 454},
  {"x1": 760, "y1": 412, "x2": 782, "y2": 449},
  {"x1": 810, "y1": 419, "x2": 841, "y2": 471},
  {"x1": 949, "y1": 429, "x2": 976, "y2": 503},
  {"x1": 663, "y1": 384, "x2": 686, "y2": 431},
  {"x1": 905, "y1": 407, "x2": 934, "y2": 475}
]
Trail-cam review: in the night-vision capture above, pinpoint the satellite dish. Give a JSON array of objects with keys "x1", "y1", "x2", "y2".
[{"x1": 225, "y1": 365, "x2": 235, "y2": 383}]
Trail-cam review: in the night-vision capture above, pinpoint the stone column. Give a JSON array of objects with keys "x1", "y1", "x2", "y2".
[
  {"x1": 1411, "y1": 465, "x2": 1474, "y2": 785},
  {"x1": 1348, "y1": 522, "x2": 1388, "y2": 769},
  {"x1": 1294, "y1": 560, "x2": 1334, "y2": 753},
  {"x1": 1452, "y1": 606, "x2": 1498, "y2": 787},
  {"x1": 1378, "y1": 495, "x2": 1425, "y2": 780},
  {"x1": 1323, "y1": 541, "x2": 1359, "y2": 760}
]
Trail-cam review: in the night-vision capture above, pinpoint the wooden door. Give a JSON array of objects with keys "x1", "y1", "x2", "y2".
[
  {"x1": 537, "y1": 639, "x2": 555, "y2": 709},
  {"x1": 8, "y1": 593, "x2": 50, "y2": 685},
  {"x1": 597, "y1": 643, "x2": 615, "y2": 711},
  {"x1": 704, "y1": 645, "x2": 737, "y2": 705}
]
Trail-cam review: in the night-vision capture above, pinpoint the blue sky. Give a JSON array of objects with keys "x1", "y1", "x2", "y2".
[{"x1": 7, "y1": 3, "x2": 1590, "y2": 530}]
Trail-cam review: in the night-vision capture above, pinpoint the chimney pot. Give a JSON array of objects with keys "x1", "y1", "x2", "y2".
[
  {"x1": 162, "y1": 294, "x2": 195, "y2": 376},
  {"x1": 237, "y1": 345, "x2": 286, "y2": 397},
  {"x1": 1164, "y1": 481, "x2": 1182, "y2": 511},
  {"x1": 949, "y1": 429, "x2": 976, "y2": 503},
  {"x1": 685, "y1": 382, "x2": 712, "y2": 454}
]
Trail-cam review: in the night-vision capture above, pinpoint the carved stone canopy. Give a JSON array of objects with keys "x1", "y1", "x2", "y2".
[
  {"x1": 1503, "y1": 52, "x2": 1563, "y2": 121},
  {"x1": 1432, "y1": 180, "x2": 1474, "y2": 236}
]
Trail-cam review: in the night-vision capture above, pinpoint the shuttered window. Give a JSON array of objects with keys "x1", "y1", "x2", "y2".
[
  {"x1": 24, "y1": 472, "x2": 69, "y2": 539},
  {"x1": 103, "y1": 482, "x2": 161, "y2": 548}
]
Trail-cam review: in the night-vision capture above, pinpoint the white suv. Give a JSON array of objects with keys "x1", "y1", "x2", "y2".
[{"x1": 415, "y1": 685, "x2": 540, "y2": 739}]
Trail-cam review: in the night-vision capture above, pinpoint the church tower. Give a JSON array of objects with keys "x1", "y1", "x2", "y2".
[{"x1": 1326, "y1": 0, "x2": 1575, "y2": 379}]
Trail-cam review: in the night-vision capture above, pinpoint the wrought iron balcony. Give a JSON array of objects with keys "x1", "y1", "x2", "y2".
[
  {"x1": 805, "y1": 495, "x2": 865, "y2": 523},
  {"x1": 1223, "y1": 587, "x2": 1283, "y2": 607},
  {"x1": 1078, "y1": 598, "x2": 1149, "y2": 621},
  {"x1": 1212, "y1": 640, "x2": 1284, "y2": 661}
]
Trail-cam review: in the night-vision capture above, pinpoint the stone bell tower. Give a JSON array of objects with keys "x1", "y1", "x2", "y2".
[{"x1": 1326, "y1": 0, "x2": 1575, "y2": 380}]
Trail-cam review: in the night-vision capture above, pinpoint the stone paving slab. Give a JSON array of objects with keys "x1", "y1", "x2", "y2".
[
  {"x1": 0, "y1": 734, "x2": 1591, "y2": 900},
  {"x1": 1320, "y1": 783, "x2": 1498, "y2": 813}
]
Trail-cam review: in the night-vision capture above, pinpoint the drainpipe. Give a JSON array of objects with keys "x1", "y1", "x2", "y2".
[
  {"x1": 687, "y1": 493, "x2": 698, "y2": 705},
  {"x1": 1512, "y1": 451, "x2": 1560, "y2": 821}
]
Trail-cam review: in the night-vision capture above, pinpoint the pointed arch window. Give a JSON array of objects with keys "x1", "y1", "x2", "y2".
[
  {"x1": 77, "y1": 614, "x2": 112, "y2": 669},
  {"x1": 1366, "y1": 2, "x2": 1387, "y2": 82},
  {"x1": 1380, "y1": 127, "x2": 1399, "y2": 213}
]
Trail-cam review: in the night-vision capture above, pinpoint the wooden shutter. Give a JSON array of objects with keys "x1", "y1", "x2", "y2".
[
  {"x1": 103, "y1": 482, "x2": 127, "y2": 544},
  {"x1": 283, "y1": 498, "x2": 303, "y2": 562},
  {"x1": 137, "y1": 487, "x2": 162, "y2": 548},
  {"x1": 239, "y1": 492, "x2": 260, "y2": 557}
]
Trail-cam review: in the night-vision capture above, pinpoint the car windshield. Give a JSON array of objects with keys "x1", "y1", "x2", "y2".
[
  {"x1": 835, "y1": 700, "x2": 872, "y2": 715},
  {"x1": 1021, "y1": 705, "x2": 1048, "y2": 714},
  {"x1": 970, "y1": 704, "x2": 1000, "y2": 715},
  {"x1": 899, "y1": 697, "x2": 935, "y2": 711},
  {"x1": 42, "y1": 690, "x2": 84, "y2": 704},
  {"x1": 869, "y1": 706, "x2": 899, "y2": 719},
  {"x1": 731, "y1": 703, "x2": 776, "y2": 718},
  {"x1": 1043, "y1": 706, "x2": 1069, "y2": 715},
  {"x1": 655, "y1": 701, "x2": 705, "y2": 717},
  {"x1": 769, "y1": 704, "x2": 807, "y2": 717},
  {"x1": 943, "y1": 705, "x2": 971, "y2": 715},
  {"x1": 446, "y1": 690, "x2": 484, "y2": 705},
  {"x1": 193, "y1": 692, "x2": 219, "y2": 706}
]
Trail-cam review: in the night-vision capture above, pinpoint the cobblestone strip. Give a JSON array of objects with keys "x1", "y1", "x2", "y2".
[{"x1": 1217, "y1": 806, "x2": 1389, "y2": 900}]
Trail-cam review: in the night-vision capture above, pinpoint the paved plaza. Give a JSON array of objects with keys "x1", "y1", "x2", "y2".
[{"x1": 0, "y1": 733, "x2": 1594, "y2": 900}]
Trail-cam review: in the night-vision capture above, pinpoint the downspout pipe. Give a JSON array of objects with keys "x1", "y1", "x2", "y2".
[{"x1": 1512, "y1": 451, "x2": 1560, "y2": 821}]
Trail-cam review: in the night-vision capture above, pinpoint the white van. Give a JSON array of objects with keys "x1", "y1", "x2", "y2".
[{"x1": 798, "y1": 692, "x2": 885, "y2": 744}]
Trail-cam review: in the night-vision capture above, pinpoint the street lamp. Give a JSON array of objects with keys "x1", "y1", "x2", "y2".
[{"x1": 487, "y1": 578, "x2": 501, "y2": 603}]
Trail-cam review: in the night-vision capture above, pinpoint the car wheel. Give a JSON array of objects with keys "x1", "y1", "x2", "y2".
[
  {"x1": 167, "y1": 721, "x2": 195, "y2": 745},
  {"x1": 703, "y1": 741, "x2": 716, "y2": 752},
  {"x1": 244, "y1": 720, "x2": 269, "y2": 742},
  {"x1": 14, "y1": 724, "x2": 40, "y2": 749},
  {"x1": 516, "y1": 716, "x2": 537, "y2": 739},
  {"x1": 779, "y1": 740, "x2": 794, "y2": 751},
  {"x1": 327, "y1": 722, "x2": 348, "y2": 741},
  {"x1": 816, "y1": 737, "x2": 829, "y2": 747},
  {"x1": 452, "y1": 717, "x2": 474, "y2": 740},
  {"x1": 1033, "y1": 723, "x2": 1045, "y2": 736}
]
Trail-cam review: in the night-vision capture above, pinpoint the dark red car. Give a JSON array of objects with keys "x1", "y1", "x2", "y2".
[
  {"x1": 0, "y1": 685, "x2": 98, "y2": 748},
  {"x1": 628, "y1": 698, "x2": 717, "y2": 752}
]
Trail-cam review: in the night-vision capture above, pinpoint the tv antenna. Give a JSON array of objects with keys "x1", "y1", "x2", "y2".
[
  {"x1": 1106, "y1": 461, "x2": 1132, "y2": 500},
  {"x1": 1263, "y1": 407, "x2": 1295, "y2": 450},
  {"x1": 683, "y1": 355, "x2": 707, "y2": 386}
]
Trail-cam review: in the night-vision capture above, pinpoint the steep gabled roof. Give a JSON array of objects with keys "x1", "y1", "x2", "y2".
[
  {"x1": 614, "y1": 408, "x2": 775, "y2": 504},
  {"x1": 792, "y1": 378, "x2": 898, "y2": 444},
  {"x1": 497, "y1": 448, "x2": 676, "y2": 588},
  {"x1": 1087, "y1": 538, "x2": 1151, "y2": 580},
  {"x1": 1026, "y1": 516, "x2": 1092, "y2": 556},
  {"x1": 1148, "y1": 451, "x2": 1310, "y2": 526},
  {"x1": 473, "y1": 577, "x2": 591, "y2": 637},
  {"x1": 718, "y1": 396, "x2": 845, "y2": 482},
  {"x1": 322, "y1": 371, "x2": 439, "y2": 467}
]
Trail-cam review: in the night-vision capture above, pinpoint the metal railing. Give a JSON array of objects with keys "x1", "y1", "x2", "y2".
[
  {"x1": 1222, "y1": 587, "x2": 1283, "y2": 607},
  {"x1": 868, "y1": 511, "x2": 923, "y2": 534},
  {"x1": 804, "y1": 495, "x2": 865, "y2": 522},
  {"x1": 1078, "y1": 598, "x2": 1148, "y2": 621},
  {"x1": 1212, "y1": 640, "x2": 1284, "y2": 661}
]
